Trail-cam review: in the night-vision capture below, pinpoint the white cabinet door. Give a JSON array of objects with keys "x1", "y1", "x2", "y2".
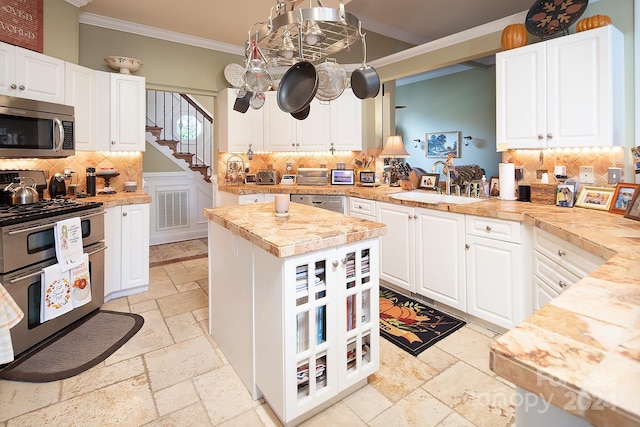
[
  {"x1": 495, "y1": 25, "x2": 623, "y2": 150},
  {"x1": 65, "y1": 63, "x2": 96, "y2": 151},
  {"x1": 121, "y1": 204, "x2": 150, "y2": 290},
  {"x1": 466, "y1": 235, "x2": 523, "y2": 329},
  {"x1": 264, "y1": 91, "x2": 296, "y2": 151},
  {"x1": 376, "y1": 202, "x2": 415, "y2": 293},
  {"x1": 495, "y1": 43, "x2": 546, "y2": 151},
  {"x1": 109, "y1": 73, "x2": 146, "y2": 151},
  {"x1": 103, "y1": 204, "x2": 149, "y2": 301},
  {"x1": 415, "y1": 208, "x2": 466, "y2": 311},
  {"x1": 296, "y1": 98, "x2": 329, "y2": 151},
  {"x1": 330, "y1": 89, "x2": 362, "y2": 151},
  {"x1": 218, "y1": 88, "x2": 264, "y2": 153},
  {"x1": 0, "y1": 42, "x2": 65, "y2": 103}
]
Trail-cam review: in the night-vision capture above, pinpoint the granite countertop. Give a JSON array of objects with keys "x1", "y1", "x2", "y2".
[
  {"x1": 203, "y1": 202, "x2": 386, "y2": 258},
  {"x1": 78, "y1": 190, "x2": 151, "y2": 208},
  {"x1": 217, "y1": 184, "x2": 640, "y2": 426}
]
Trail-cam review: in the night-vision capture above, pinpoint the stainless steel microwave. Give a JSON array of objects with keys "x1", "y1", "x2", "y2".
[{"x1": 0, "y1": 95, "x2": 74, "y2": 158}]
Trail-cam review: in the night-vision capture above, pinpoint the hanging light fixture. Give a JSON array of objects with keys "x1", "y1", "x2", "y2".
[
  {"x1": 276, "y1": 30, "x2": 297, "y2": 59},
  {"x1": 303, "y1": 20, "x2": 326, "y2": 45}
]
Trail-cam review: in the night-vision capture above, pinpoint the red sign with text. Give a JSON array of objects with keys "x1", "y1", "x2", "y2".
[{"x1": 0, "y1": 0, "x2": 43, "y2": 53}]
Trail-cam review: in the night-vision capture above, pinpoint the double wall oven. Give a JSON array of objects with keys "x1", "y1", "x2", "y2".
[{"x1": 0, "y1": 170, "x2": 105, "y2": 357}]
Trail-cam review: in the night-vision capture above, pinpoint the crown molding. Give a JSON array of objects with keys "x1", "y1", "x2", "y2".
[
  {"x1": 78, "y1": 12, "x2": 245, "y2": 56},
  {"x1": 65, "y1": 0, "x2": 92, "y2": 7}
]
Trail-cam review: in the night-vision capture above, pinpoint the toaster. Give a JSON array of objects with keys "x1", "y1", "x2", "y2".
[{"x1": 256, "y1": 170, "x2": 279, "y2": 185}]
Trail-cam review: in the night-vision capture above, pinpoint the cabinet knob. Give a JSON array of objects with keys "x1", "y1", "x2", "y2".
[
  {"x1": 254, "y1": 199, "x2": 259, "y2": 203},
  {"x1": 358, "y1": 205, "x2": 362, "y2": 209},
  {"x1": 558, "y1": 280, "x2": 567, "y2": 288},
  {"x1": 111, "y1": 140, "x2": 116, "y2": 145},
  {"x1": 408, "y1": 214, "x2": 412, "y2": 220},
  {"x1": 122, "y1": 211, "x2": 128, "y2": 217},
  {"x1": 547, "y1": 133, "x2": 553, "y2": 140},
  {"x1": 485, "y1": 226, "x2": 492, "y2": 232},
  {"x1": 413, "y1": 215, "x2": 418, "y2": 219},
  {"x1": 18, "y1": 85, "x2": 25, "y2": 90},
  {"x1": 537, "y1": 134, "x2": 544, "y2": 140},
  {"x1": 557, "y1": 249, "x2": 566, "y2": 257},
  {"x1": 465, "y1": 244, "x2": 470, "y2": 250},
  {"x1": 332, "y1": 260, "x2": 339, "y2": 267},
  {"x1": 10, "y1": 84, "x2": 16, "y2": 89}
]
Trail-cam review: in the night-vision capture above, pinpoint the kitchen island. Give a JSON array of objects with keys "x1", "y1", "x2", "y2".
[
  {"x1": 216, "y1": 184, "x2": 640, "y2": 426},
  {"x1": 203, "y1": 201, "x2": 386, "y2": 426}
]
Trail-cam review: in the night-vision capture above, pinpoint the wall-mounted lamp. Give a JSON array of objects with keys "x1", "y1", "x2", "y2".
[
  {"x1": 413, "y1": 139, "x2": 424, "y2": 149},
  {"x1": 463, "y1": 136, "x2": 473, "y2": 146}
]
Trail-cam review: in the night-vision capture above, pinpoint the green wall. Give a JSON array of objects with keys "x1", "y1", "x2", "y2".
[{"x1": 396, "y1": 67, "x2": 502, "y2": 178}]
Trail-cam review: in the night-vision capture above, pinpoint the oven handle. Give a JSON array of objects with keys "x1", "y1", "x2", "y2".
[
  {"x1": 8, "y1": 245, "x2": 107, "y2": 283},
  {"x1": 8, "y1": 210, "x2": 106, "y2": 235}
]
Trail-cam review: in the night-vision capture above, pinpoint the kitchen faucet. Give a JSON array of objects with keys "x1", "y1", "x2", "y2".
[{"x1": 431, "y1": 160, "x2": 455, "y2": 195}]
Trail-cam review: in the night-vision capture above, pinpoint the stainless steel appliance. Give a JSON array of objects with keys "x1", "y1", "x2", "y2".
[
  {"x1": 0, "y1": 170, "x2": 104, "y2": 357},
  {"x1": 0, "y1": 95, "x2": 75, "y2": 158},
  {"x1": 291, "y1": 194, "x2": 345, "y2": 213},
  {"x1": 297, "y1": 168, "x2": 329, "y2": 186},
  {"x1": 256, "y1": 170, "x2": 279, "y2": 185}
]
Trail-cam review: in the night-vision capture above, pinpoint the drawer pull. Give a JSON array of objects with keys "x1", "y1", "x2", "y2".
[
  {"x1": 557, "y1": 249, "x2": 566, "y2": 257},
  {"x1": 485, "y1": 226, "x2": 492, "y2": 232},
  {"x1": 332, "y1": 260, "x2": 339, "y2": 267},
  {"x1": 559, "y1": 280, "x2": 567, "y2": 288},
  {"x1": 358, "y1": 205, "x2": 363, "y2": 209},
  {"x1": 408, "y1": 215, "x2": 412, "y2": 220},
  {"x1": 341, "y1": 258, "x2": 348, "y2": 266},
  {"x1": 465, "y1": 244, "x2": 470, "y2": 250}
]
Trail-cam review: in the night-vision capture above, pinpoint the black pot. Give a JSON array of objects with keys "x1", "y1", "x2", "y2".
[
  {"x1": 233, "y1": 91, "x2": 252, "y2": 113},
  {"x1": 351, "y1": 65, "x2": 380, "y2": 100},
  {"x1": 277, "y1": 61, "x2": 318, "y2": 114},
  {"x1": 291, "y1": 104, "x2": 311, "y2": 121}
]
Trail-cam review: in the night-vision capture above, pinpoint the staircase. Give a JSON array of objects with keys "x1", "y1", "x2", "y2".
[{"x1": 146, "y1": 91, "x2": 213, "y2": 182}]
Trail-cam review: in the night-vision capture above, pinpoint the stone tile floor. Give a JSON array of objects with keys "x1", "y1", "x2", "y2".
[{"x1": 0, "y1": 240, "x2": 515, "y2": 426}]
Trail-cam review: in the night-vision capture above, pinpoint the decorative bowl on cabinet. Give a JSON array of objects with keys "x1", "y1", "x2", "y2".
[{"x1": 104, "y1": 56, "x2": 143, "y2": 74}]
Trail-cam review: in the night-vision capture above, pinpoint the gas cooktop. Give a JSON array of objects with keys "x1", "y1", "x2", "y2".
[{"x1": 0, "y1": 199, "x2": 103, "y2": 227}]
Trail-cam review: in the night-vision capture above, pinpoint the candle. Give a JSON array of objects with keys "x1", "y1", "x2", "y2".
[{"x1": 275, "y1": 194, "x2": 289, "y2": 215}]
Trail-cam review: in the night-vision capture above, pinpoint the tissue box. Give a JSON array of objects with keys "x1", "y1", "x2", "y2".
[{"x1": 530, "y1": 183, "x2": 556, "y2": 205}]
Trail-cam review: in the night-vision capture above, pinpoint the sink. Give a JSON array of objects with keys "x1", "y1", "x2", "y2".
[{"x1": 390, "y1": 191, "x2": 484, "y2": 205}]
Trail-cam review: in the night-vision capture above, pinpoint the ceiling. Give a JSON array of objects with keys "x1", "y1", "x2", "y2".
[{"x1": 79, "y1": 0, "x2": 535, "y2": 50}]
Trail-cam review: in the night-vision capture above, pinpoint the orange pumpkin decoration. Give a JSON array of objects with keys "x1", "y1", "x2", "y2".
[
  {"x1": 576, "y1": 15, "x2": 612, "y2": 32},
  {"x1": 501, "y1": 24, "x2": 528, "y2": 51}
]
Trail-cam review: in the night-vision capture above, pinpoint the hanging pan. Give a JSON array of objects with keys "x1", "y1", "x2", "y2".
[
  {"x1": 291, "y1": 104, "x2": 311, "y2": 120},
  {"x1": 233, "y1": 90, "x2": 252, "y2": 113},
  {"x1": 277, "y1": 24, "x2": 318, "y2": 113},
  {"x1": 350, "y1": 32, "x2": 380, "y2": 100},
  {"x1": 315, "y1": 59, "x2": 346, "y2": 102}
]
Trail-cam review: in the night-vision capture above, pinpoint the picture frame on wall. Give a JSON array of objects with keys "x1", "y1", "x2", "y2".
[
  {"x1": 609, "y1": 182, "x2": 640, "y2": 215},
  {"x1": 575, "y1": 186, "x2": 615, "y2": 211},
  {"x1": 556, "y1": 182, "x2": 577, "y2": 208},
  {"x1": 624, "y1": 189, "x2": 640, "y2": 221},
  {"x1": 426, "y1": 131, "x2": 460, "y2": 158}
]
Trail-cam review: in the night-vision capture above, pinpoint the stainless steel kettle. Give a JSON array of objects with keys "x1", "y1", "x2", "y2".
[
  {"x1": 49, "y1": 173, "x2": 67, "y2": 199},
  {"x1": 5, "y1": 177, "x2": 39, "y2": 205}
]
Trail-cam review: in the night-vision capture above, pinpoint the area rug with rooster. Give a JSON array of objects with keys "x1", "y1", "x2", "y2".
[{"x1": 379, "y1": 286, "x2": 466, "y2": 356}]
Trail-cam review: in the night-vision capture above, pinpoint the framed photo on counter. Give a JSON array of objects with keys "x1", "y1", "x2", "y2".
[
  {"x1": 609, "y1": 182, "x2": 639, "y2": 215},
  {"x1": 624, "y1": 188, "x2": 640, "y2": 221},
  {"x1": 489, "y1": 177, "x2": 500, "y2": 197},
  {"x1": 556, "y1": 182, "x2": 577, "y2": 208},
  {"x1": 575, "y1": 186, "x2": 615, "y2": 211}
]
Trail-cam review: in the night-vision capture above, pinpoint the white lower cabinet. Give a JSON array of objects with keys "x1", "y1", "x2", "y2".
[
  {"x1": 533, "y1": 228, "x2": 604, "y2": 310},
  {"x1": 253, "y1": 239, "x2": 379, "y2": 425},
  {"x1": 104, "y1": 204, "x2": 150, "y2": 301},
  {"x1": 348, "y1": 197, "x2": 376, "y2": 220},
  {"x1": 415, "y1": 209, "x2": 466, "y2": 311},
  {"x1": 465, "y1": 216, "x2": 531, "y2": 330},
  {"x1": 376, "y1": 202, "x2": 415, "y2": 293}
]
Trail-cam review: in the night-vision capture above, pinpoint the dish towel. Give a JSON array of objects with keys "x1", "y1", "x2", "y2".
[
  {"x1": 41, "y1": 263, "x2": 73, "y2": 322},
  {"x1": 54, "y1": 217, "x2": 84, "y2": 272},
  {"x1": 0, "y1": 283, "x2": 24, "y2": 364},
  {"x1": 69, "y1": 253, "x2": 92, "y2": 308}
]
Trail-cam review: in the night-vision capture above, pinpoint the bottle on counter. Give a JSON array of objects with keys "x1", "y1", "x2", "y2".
[
  {"x1": 86, "y1": 167, "x2": 96, "y2": 196},
  {"x1": 480, "y1": 175, "x2": 489, "y2": 198}
]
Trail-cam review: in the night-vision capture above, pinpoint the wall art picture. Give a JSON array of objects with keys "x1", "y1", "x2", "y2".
[
  {"x1": 426, "y1": 131, "x2": 460, "y2": 158},
  {"x1": 610, "y1": 182, "x2": 640, "y2": 215},
  {"x1": 0, "y1": 0, "x2": 43, "y2": 53},
  {"x1": 575, "y1": 186, "x2": 615, "y2": 211}
]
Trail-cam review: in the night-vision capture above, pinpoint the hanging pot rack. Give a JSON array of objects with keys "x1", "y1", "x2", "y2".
[{"x1": 248, "y1": 0, "x2": 362, "y2": 66}]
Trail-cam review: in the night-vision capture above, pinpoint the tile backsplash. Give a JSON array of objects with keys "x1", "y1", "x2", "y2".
[
  {"x1": 0, "y1": 152, "x2": 142, "y2": 195},
  {"x1": 502, "y1": 148, "x2": 624, "y2": 187}
]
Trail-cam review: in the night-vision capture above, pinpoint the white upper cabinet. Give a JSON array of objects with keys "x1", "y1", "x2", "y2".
[
  {"x1": 65, "y1": 63, "x2": 96, "y2": 151},
  {"x1": 0, "y1": 41, "x2": 65, "y2": 103},
  {"x1": 95, "y1": 71, "x2": 146, "y2": 151},
  {"x1": 496, "y1": 25, "x2": 624, "y2": 150},
  {"x1": 330, "y1": 89, "x2": 362, "y2": 151},
  {"x1": 218, "y1": 87, "x2": 264, "y2": 153}
]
